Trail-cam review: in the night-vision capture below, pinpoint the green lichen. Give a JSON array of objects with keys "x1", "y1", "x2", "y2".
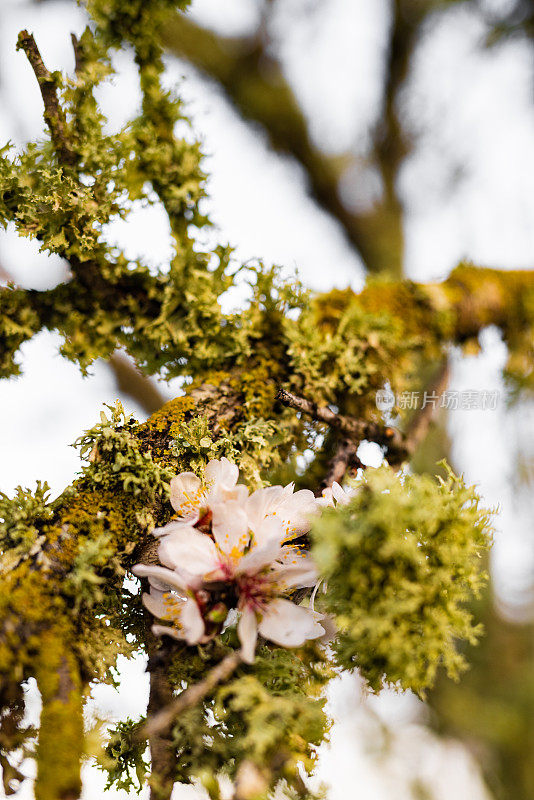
[
  {"x1": 75, "y1": 401, "x2": 174, "y2": 501},
  {"x1": 312, "y1": 463, "x2": 493, "y2": 695},
  {"x1": 171, "y1": 645, "x2": 330, "y2": 799},
  {"x1": 0, "y1": 481, "x2": 52, "y2": 554},
  {"x1": 101, "y1": 718, "x2": 149, "y2": 794}
]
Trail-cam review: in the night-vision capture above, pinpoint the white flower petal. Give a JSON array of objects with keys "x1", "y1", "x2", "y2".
[
  {"x1": 132, "y1": 563, "x2": 190, "y2": 592},
  {"x1": 251, "y1": 515, "x2": 286, "y2": 548},
  {"x1": 236, "y1": 537, "x2": 283, "y2": 576},
  {"x1": 278, "y1": 489, "x2": 318, "y2": 540},
  {"x1": 157, "y1": 527, "x2": 219, "y2": 575},
  {"x1": 211, "y1": 500, "x2": 249, "y2": 556},
  {"x1": 145, "y1": 576, "x2": 171, "y2": 592},
  {"x1": 238, "y1": 606, "x2": 258, "y2": 664},
  {"x1": 151, "y1": 624, "x2": 185, "y2": 641},
  {"x1": 247, "y1": 485, "x2": 317, "y2": 542},
  {"x1": 152, "y1": 519, "x2": 196, "y2": 538},
  {"x1": 142, "y1": 589, "x2": 171, "y2": 618},
  {"x1": 179, "y1": 598, "x2": 207, "y2": 644},
  {"x1": 151, "y1": 596, "x2": 206, "y2": 645},
  {"x1": 269, "y1": 550, "x2": 318, "y2": 589},
  {"x1": 170, "y1": 472, "x2": 203, "y2": 517},
  {"x1": 245, "y1": 486, "x2": 284, "y2": 529},
  {"x1": 222, "y1": 484, "x2": 249, "y2": 504},
  {"x1": 258, "y1": 598, "x2": 325, "y2": 648},
  {"x1": 332, "y1": 482, "x2": 354, "y2": 506},
  {"x1": 317, "y1": 487, "x2": 334, "y2": 508},
  {"x1": 205, "y1": 458, "x2": 239, "y2": 490}
]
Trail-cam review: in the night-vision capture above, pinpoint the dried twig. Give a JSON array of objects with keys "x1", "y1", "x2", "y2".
[
  {"x1": 17, "y1": 30, "x2": 76, "y2": 167},
  {"x1": 276, "y1": 386, "x2": 405, "y2": 453},
  {"x1": 137, "y1": 649, "x2": 244, "y2": 743}
]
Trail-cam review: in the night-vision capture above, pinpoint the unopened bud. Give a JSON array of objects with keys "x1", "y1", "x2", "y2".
[{"x1": 207, "y1": 602, "x2": 228, "y2": 624}]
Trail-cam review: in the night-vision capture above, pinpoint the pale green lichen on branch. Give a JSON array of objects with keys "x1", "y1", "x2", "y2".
[{"x1": 311, "y1": 464, "x2": 493, "y2": 695}]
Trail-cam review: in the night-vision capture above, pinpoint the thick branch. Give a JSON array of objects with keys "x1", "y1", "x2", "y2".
[
  {"x1": 138, "y1": 650, "x2": 244, "y2": 743},
  {"x1": 34, "y1": 631, "x2": 83, "y2": 800},
  {"x1": 16, "y1": 30, "x2": 76, "y2": 168}
]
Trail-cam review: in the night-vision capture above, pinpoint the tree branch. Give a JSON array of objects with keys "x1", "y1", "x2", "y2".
[
  {"x1": 159, "y1": 5, "x2": 433, "y2": 277},
  {"x1": 138, "y1": 649, "x2": 244, "y2": 743},
  {"x1": 70, "y1": 32, "x2": 84, "y2": 75},
  {"x1": 108, "y1": 352, "x2": 166, "y2": 416},
  {"x1": 146, "y1": 646, "x2": 176, "y2": 800},
  {"x1": 16, "y1": 30, "x2": 76, "y2": 168},
  {"x1": 277, "y1": 361, "x2": 451, "y2": 478},
  {"x1": 322, "y1": 438, "x2": 362, "y2": 488},
  {"x1": 276, "y1": 387, "x2": 405, "y2": 452},
  {"x1": 0, "y1": 255, "x2": 164, "y2": 414}
]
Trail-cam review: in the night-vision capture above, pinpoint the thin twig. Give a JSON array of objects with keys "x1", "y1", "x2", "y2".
[
  {"x1": 278, "y1": 373, "x2": 452, "y2": 477},
  {"x1": 70, "y1": 33, "x2": 85, "y2": 75},
  {"x1": 277, "y1": 386, "x2": 404, "y2": 487},
  {"x1": 276, "y1": 387, "x2": 405, "y2": 453},
  {"x1": 17, "y1": 30, "x2": 76, "y2": 167},
  {"x1": 276, "y1": 387, "x2": 342, "y2": 429},
  {"x1": 137, "y1": 650, "x2": 244, "y2": 742}
]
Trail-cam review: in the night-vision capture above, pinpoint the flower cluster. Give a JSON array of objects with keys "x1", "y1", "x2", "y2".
[{"x1": 133, "y1": 459, "x2": 327, "y2": 662}]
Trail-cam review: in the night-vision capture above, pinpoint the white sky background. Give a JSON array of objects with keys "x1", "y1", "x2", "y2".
[{"x1": 0, "y1": 0, "x2": 533, "y2": 797}]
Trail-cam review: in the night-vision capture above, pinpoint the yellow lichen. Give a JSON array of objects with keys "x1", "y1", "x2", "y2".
[{"x1": 141, "y1": 395, "x2": 196, "y2": 436}]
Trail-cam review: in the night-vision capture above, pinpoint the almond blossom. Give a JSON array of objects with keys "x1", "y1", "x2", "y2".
[
  {"x1": 166, "y1": 457, "x2": 317, "y2": 542},
  {"x1": 133, "y1": 459, "x2": 325, "y2": 662}
]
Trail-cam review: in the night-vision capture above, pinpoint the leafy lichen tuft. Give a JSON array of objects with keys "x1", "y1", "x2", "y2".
[{"x1": 312, "y1": 463, "x2": 494, "y2": 695}]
